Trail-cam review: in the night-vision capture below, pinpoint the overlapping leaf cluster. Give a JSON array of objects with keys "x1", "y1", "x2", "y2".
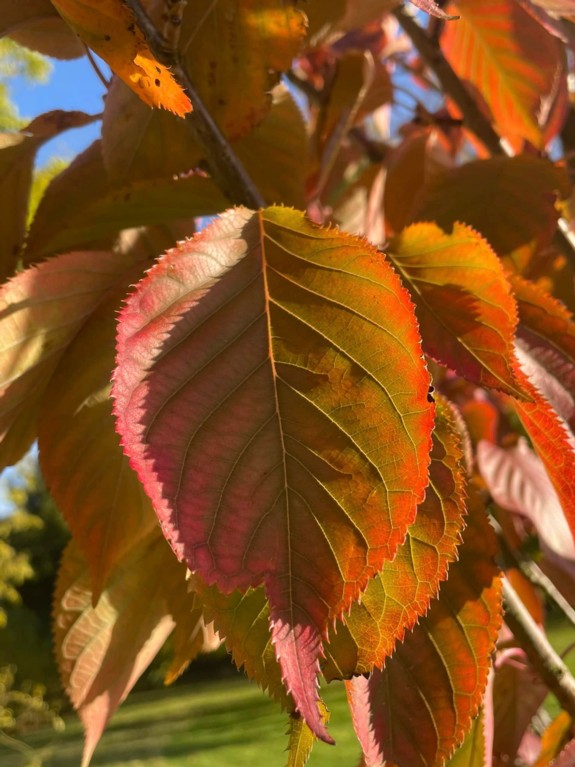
[{"x1": 1, "y1": 0, "x2": 575, "y2": 765}]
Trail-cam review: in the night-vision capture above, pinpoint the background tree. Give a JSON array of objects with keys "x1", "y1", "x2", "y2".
[{"x1": 1, "y1": 1, "x2": 575, "y2": 766}]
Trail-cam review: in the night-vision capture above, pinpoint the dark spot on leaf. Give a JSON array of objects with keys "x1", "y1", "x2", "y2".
[
  {"x1": 155, "y1": 79, "x2": 161, "y2": 87},
  {"x1": 104, "y1": 34, "x2": 111, "y2": 41},
  {"x1": 155, "y1": 66, "x2": 161, "y2": 74},
  {"x1": 218, "y1": 98, "x2": 226, "y2": 106},
  {"x1": 127, "y1": 23, "x2": 135, "y2": 33}
]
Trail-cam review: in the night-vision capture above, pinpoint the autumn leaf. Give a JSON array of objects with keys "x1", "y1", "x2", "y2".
[
  {"x1": 442, "y1": 0, "x2": 567, "y2": 149},
  {"x1": 113, "y1": 206, "x2": 434, "y2": 741},
  {"x1": 388, "y1": 222, "x2": 529, "y2": 398},
  {"x1": 287, "y1": 703, "x2": 330, "y2": 767},
  {"x1": 346, "y1": 497, "x2": 502, "y2": 767},
  {"x1": 0, "y1": 247, "x2": 147, "y2": 469},
  {"x1": 54, "y1": 536, "x2": 192, "y2": 767},
  {"x1": 411, "y1": 155, "x2": 569, "y2": 257},
  {"x1": 50, "y1": 0, "x2": 191, "y2": 116},
  {"x1": 178, "y1": 0, "x2": 306, "y2": 140},
  {"x1": 1, "y1": 0, "x2": 83, "y2": 58},
  {"x1": 409, "y1": 0, "x2": 459, "y2": 18},
  {"x1": 38, "y1": 257, "x2": 158, "y2": 601},
  {"x1": 323, "y1": 397, "x2": 467, "y2": 679},
  {"x1": 25, "y1": 141, "x2": 227, "y2": 262},
  {"x1": 510, "y1": 273, "x2": 575, "y2": 432},
  {"x1": 477, "y1": 438, "x2": 575, "y2": 577},
  {"x1": 0, "y1": 110, "x2": 96, "y2": 279},
  {"x1": 508, "y1": 364, "x2": 575, "y2": 546}
]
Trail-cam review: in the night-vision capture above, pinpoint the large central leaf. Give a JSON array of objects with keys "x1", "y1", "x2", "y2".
[{"x1": 113, "y1": 206, "x2": 434, "y2": 740}]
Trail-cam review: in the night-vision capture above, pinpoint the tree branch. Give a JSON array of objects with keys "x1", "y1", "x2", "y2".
[
  {"x1": 503, "y1": 577, "x2": 575, "y2": 719},
  {"x1": 123, "y1": 0, "x2": 265, "y2": 209},
  {"x1": 392, "y1": 6, "x2": 504, "y2": 156},
  {"x1": 492, "y1": 516, "x2": 575, "y2": 630}
]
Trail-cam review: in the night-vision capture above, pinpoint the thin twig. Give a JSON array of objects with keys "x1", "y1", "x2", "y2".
[
  {"x1": 492, "y1": 516, "x2": 575, "y2": 629},
  {"x1": 503, "y1": 577, "x2": 575, "y2": 719},
  {"x1": 393, "y1": 6, "x2": 504, "y2": 156},
  {"x1": 83, "y1": 45, "x2": 110, "y2": 88},
  {"x1": 123, "y1": 0, "x2": 265, "y2": 209}
]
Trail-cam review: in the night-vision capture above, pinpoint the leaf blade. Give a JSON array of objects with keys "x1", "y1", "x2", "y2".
[{"x1": 113, "y1": 206, "x2": 434, "y2": 740}]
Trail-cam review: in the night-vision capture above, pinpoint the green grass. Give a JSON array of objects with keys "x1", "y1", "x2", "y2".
[{"x1": 0, "y1": 672, "x2": 361, "y2": 767}]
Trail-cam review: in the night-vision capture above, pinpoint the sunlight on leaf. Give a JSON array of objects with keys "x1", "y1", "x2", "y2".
[
  {"x1": 51, "y1": 0, "x2": 191, "y2": 116},
  {"x1": 441, "y1": 0, "x2": 567, "y2": 149},
  {"x1": 113, "y1": 206, "x2": 434, "y2": 741},
  {"x1": 388, "y1": 222, "x2": 528, "y2": 398},
  {"x1": 54, "y1": 537, "x2": 189, "y2": 767},
  {"x1": 347, "y1": 495, "x2": 502, "y2": 767}
]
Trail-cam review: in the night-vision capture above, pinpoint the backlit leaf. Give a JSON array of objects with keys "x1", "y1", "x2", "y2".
[
  {"x1": 0, "y1": 110, "x2": 96, "y2": 279},
  {"x1": 508, "y1": 367, "x2": 575, "y2": 545},
  {"x1": 101, "y1": 82, "x2": 307, "y2": 207},
  {"x1": 534, "y1": 712, "x2": 573, "y2": 767},
  {"x1": 0, "y1": 248, "x2": 143, "y2": 469},
  {"x1": 38, "y1": 257, "x2": 158, "y2": 601},
  {"x1": 178, "y1": 0, "x2": 306, "y2": 140},
  {"x1": 492, "y1": 647, "x2": 548, "y2": 764},
  {"x1": 445, "y1": 712, "x2": 489, "y2": 767},
  {"x1": 25, "y1": 141, "x2": 227, "y2": 262},
  {"x1": 388, "y1": 222, "x2": 528, "y2": 398},
  {"x1": 477, "y1": 438, "x2": 575, "y2": 576},
  {"x1": 0, "y1": 0, "x2": 83, "y2": 58},
  {"x1": 193, "y1": 579, "x2": 290, "y2": 708},
  {"x1": 53, "y1": 536, "x2": 189, "y2": 767},
  {"x1": 347, "y1": 498, "x2": 502, "y2": 767},
  {"x1": 101, "y1": 76, "x2": 200, "y2": 184},
  {"x1": 323, "y1": 397, "x2": 467, "y2": 679},
  {"x1": 287, "y1": 703, "x2": 330, "y2": 767},
  {"x1": 441, "y1": 0, "x2": 567, "y2": 149},
  {"x1": 51, "y1": 0, "x2": 191, "y2": 116},
  {"x1": 511, "y1": 273, "x2": 575, "y2": 431},
  {"x1": 113, "y1": 206, "x2": 434, "y2": 741},
  {"x1": 411, "y1": 155, "x2": 569, "y2": 257}
]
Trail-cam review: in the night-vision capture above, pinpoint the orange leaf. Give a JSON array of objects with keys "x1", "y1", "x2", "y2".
[
  {"x1": 388, "y1": 222, "x2": 528, "y2": 398},
  {"x1": 508, "y1": 365, "x2": 575, "y2": 545},
  {"x1": 113, "y1": 206, "x2": 434, "y2": 742},
  {"x1": 442, "y1": 0, "x2": 567, "y2": 149},
  {"x1": 51, "y1": 0, "x2": 191, "y2": 116},
  {"x1": 323, "y1": 397, "x2": 467, "y2": 679},
  {"x1": 347, "y1": 496, "x2": 502, "y2": 767}
]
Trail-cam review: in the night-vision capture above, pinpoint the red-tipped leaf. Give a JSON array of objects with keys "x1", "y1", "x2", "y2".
[{"x1": 113, "y1": 206, "x2": 434, "y2": 741}]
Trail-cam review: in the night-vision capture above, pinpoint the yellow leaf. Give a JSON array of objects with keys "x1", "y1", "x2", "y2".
[{"x1": 51, "y1": 0, "x2": 191, "y2": 117}]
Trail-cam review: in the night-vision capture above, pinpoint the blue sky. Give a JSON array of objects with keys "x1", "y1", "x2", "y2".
[{"x1": 14, "y1": 53, "x2": 108, "y2": 166}]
